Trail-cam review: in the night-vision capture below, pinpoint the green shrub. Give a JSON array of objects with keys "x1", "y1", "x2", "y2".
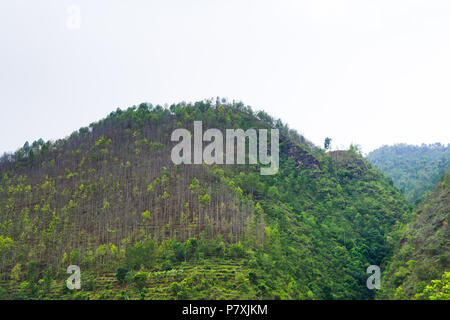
[
  {"x1": 117, "y1": 290, "x2": 128, "y2": 300},
  {"x1": 132, "y1": 271, "x2": 148, "y2": 290},
  {"x1": 229, "y1": 242, "x2": 246, "y2": 259},
  {"x1": 169, "y1": 281, "x2": 187, "y2": 299},
  {"x1": 11, "y1": 291, "x2": 26, "y2": 300},
  {"x1": 85, "y1": 278, "x2": 95, "y2": 291},
  {"x1": 125, "y1": 241, "x2": 156, "y2": 270},
  {"x1": 116, "y1": 266, "x2": 130, "y2": 284},
  {"x1": 0, "y1": 286, "x2": 8, "y2": 299}
]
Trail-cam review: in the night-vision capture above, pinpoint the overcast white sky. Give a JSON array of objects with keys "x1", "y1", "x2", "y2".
[{"x1": 0, "y1": 0, "x2": 449, "y2": 155}]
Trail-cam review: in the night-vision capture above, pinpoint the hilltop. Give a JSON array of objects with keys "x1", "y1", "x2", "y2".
[{"x1": 0, "y1": 99, "x2": 411, "y2": 300}]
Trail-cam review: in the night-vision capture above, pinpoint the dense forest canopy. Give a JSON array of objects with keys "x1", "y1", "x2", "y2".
[
  {"x1": 0, "y1": 98, "x2": 446, "y2": 300},
  {"x1": 379, "y1": 172, "x2": 450, "y2": 300},
  {"x1": 366, "y1": 143, "x2": 450, "y2": 203}
]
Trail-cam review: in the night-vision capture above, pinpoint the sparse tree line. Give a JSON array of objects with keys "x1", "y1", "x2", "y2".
[{"x1": 0, "y1": 99, "x2": 275, "y2": 285}]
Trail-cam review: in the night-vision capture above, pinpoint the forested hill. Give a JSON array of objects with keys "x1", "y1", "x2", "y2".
[
  {"x1": 366, "y1": 143, "x2": 450, "y2": 203},
  {"x1": 380, "y1": 172, "x2": 450, "y2": 300},
  {"x1": 0, "y1": 99, "x2": 411, "y2": 300}
]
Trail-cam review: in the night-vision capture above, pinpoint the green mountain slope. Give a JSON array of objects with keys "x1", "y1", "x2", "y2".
[
  {"x1": 0, "y1": 99, "x2": 411, "y2": 300},
  {"x1": 366, "y1": 143, "x2": 450, "y2": 203},
  {"x1": 379, "y1": 172, "x2": 450, "y2": 299}
]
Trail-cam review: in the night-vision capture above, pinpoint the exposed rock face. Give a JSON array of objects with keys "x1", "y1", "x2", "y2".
[
  {"x1": 280, "y1": 138, "x2": 320, "y2": 169},
  {"x1": 329, "y1": 150, "x2": 368, "y2": 178},
  {"x1": 330, "y1": 150, "x2": 366, "y2": 169}
]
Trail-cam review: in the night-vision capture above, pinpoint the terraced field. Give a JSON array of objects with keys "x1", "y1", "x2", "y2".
[{"x1": 1, "y1": 259, "x2": 257, "y2": 300}]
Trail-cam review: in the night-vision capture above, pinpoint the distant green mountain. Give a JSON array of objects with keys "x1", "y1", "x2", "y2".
[
  {"x1": 379, "y1": 172, "x2": 450, "y2": 300},
  {"x1": 366, "y1": 143, "x2": 450, "y2": 203},
  {"x1": 0, "y1": 100, "x2": 412, "y2": 300}
]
